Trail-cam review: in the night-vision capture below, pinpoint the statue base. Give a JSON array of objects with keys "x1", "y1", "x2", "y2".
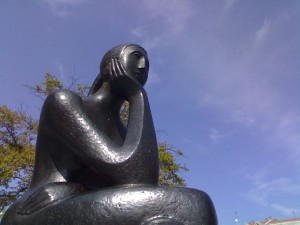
[{"x1": 2, "y1": 185, "x2": 217, "y2": 225}]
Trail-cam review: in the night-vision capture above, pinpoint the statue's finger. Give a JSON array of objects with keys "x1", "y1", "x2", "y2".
[
  {"x1": 18, "y1": 191, "x2": 40, "y2": 211},
  {"x1": 115, "y1": 59, "x2": 123, "y2": 75},
  {"x1": 118, "y1": 59, "x2": 127, "y2": 75},
  {"x1": 22, "y1": 192, "x2": 48, "y2": 212},
  {"x1": 29, "y1": 197, "x2": 53, "y2": 214},
  {"x1": 18, "y1": 193, "x2": 41, "y2": 215},
  {"x1": 108, "y1": 63, "x2": 114, "y2": 81},
  {"x1": 111, "y1": 59, "x2": 118, "y2": 79}
]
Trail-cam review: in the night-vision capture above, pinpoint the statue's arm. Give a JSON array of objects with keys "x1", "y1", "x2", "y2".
[
  {"x1": 123, "y1": 86, "x2": 157, "y2": 154},
  {"x1": 39, "y1": 57, "x2": 158, "y2": 183},
  {"x1": 107, "y1": 58, "x2": 157, "y2": 156},
  {"x1": 41, "y1": 83, "x2": 158, "y2": 183},
  {"x1": 104, "y1": 58, "x2": 159, "y2": 183},
  {"x1": 41, "y1": 90, "x2": 120, "y2": 164}
]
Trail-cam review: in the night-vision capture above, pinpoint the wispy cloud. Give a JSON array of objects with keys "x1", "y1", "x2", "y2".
[
  {"x1": 271, "y1": 204, "x2": 300, "y2": 217},
  {"x1": 209, "y1": 128, "x2": 223, "y2": 144},
  {"x1": 187, "y1": 9, "x2": 300, "y2": 162},
  {"x1": 57, "y1": 62, "x2": 65, "y2": 77},
  {"x1": 131, "y1": 0, "x2": 193, "y2": 49},
  {"x1": 56, "y1": 61, "x2": 68, "y2": 83},
  {"x1": 181, "y1": 137, "x2": 210, "y2": 155},
  {"x1": 147, "y1": 70, "x2": 161, "y2": 87},
  {"x1": 43, "y1": 0, "x2": 88, "y2": 17},
  {"x1": 254, "y1": 20, "x2": 271, "y2": 47},
  {"x1": 246, "y1": 169, "x2": 300, "y2": 213},
  {"x1": 269, "y1": 111, "x2": 300, "y2": 159},
  {"x1": 130, "y1": 0, "x2": 300, "y2": 176},
  {"x1": 224, "y1": 0, "x2": 240, "y2": 12}
]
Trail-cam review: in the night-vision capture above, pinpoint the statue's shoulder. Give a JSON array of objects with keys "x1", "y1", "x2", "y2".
[
  {"x1": 42, "y1": 89, "x2": 83, "y2": 111},
  {"x1": 46, "y1": 89, "x2": 81, "y2": 101}
]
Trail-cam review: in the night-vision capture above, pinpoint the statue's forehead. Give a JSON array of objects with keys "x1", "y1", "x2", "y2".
[{"x1": 121, "y1": 45, "x2": 147, "y2": 56}]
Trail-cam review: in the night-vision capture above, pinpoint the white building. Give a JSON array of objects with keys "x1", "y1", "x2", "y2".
[{"x1": 246, "y1": 217, "x2": 300, "y2": 225}]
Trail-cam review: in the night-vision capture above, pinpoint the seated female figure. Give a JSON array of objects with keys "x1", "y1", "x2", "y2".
[{"x1": 1, "y1": 44, "x2": 217, "y2": 225}]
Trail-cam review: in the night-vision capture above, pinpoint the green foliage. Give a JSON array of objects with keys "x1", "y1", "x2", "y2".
[
  {"x1": 27, "y1": 73, "x2": 90, "y2": 98},
  {"x1": 0, "y1": 73, "x2": 188, "y2": 211},
  {"x1": 0, "y1": 106, "x2": 38, "y2": 211},
  {"x1": 27, "y1": 73, "x2": 64, "y2": 98},
  {"x1": 158, "y1": 142, "x2": 188, "y2": 186},
  {"x1": 120, "y1": 101, "x2": 130, "y2": 126}
]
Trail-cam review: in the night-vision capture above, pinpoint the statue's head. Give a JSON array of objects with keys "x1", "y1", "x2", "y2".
[{"x1": 89, "y1": 44, "x2": 149, "y2": 96}]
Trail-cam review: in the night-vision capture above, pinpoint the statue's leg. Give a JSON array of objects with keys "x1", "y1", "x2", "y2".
[
  {"x1": 1, "y1": 182, "x2": 85, "y2": 225},
  {"x1": 1, "y1": 186, "x2": 217, "y2": 225}
]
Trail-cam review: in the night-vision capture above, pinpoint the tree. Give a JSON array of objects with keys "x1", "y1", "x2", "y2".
[
  {"x1": 158, "y1": 142, "x2": 187, "y2": 186},
  {"x1": 0, "y1": 73, "x2": 187, "y2": 211},
  {"x1": 0, "y1": 106, "x2": 38, "y2": 211}
]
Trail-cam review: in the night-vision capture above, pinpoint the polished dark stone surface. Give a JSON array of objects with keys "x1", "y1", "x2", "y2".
[
  {"x1": 2, "y1": 185, "x2": 217, "y2": 225},
  {"x1": 1, "y1": 44, "x2": 218, "y2": 225}
]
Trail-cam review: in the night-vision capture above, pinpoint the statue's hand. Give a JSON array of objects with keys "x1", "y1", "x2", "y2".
[
  {"x1": 109, "y1": 58, "x2": 142, "y2": 99},
  {"x1": 17, "y1": 182, "x2": 85, "y2": 215}
]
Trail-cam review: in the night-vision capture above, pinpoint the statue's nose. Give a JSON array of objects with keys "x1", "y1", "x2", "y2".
[{"x1": 137, "y1": 57, "x2": 146, "y2": 69}]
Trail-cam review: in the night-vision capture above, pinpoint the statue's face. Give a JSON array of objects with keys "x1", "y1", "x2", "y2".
[{"x1": 120, "y1": 45, "x2": 149, "y2": 86}]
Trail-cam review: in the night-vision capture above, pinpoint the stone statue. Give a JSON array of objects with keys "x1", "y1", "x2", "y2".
[{"x1": 1, "y1": 44, "x2": 218, "y2": 225}]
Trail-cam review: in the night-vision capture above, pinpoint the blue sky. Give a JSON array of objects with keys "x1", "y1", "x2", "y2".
[{"x1": 0, "y1": 0, "x2": 299, "y2": 224}]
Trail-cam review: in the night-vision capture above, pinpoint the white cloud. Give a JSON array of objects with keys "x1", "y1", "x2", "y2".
[
  {"x1": 181, "y1": 137, "x2": 210, "y2": 155},
  {"x1": 57, "y1": 62, "x2": 65, "y2": 78},
  {"x1": 186, "y1": 10, "x2": 300, "y2": 163},
  {"x1": 271, "y1": 111, "x2": 300, "y2": 158},
  {"x1": 131, "y1": 0, "x2": 193, "y2": 49},
  {"x1": 129, "y1": 0, "x2": 300, "y2": 171},
  {"x1": 254, "y1": 20, "x2": 271, "y2": 47},
  {"x1": 271, "y1": 204, "x2": 300, "y2": 217},
  {"x1": 224, "y1": 0, "x2": 240, "y2": 11},
  {"x1": 147, "y1": 70, "x2": 161, "y2": 87},
  {"x1": 247, "y1": 188, "x2": 269, "y2": 206},
  {"x1": 43, "y1": 0, "x2": 88, "y2": 17},
  {"x1": 209, "y1": 128, "x2": 223, "y2": 144},
  {"x1": 230, "y1": 109, "x2": 255, "y2": 126},
  {"x1": 142, "y1": 0, "x2": 191, "y2": 33},
  {"x1": 246, "y1": 169, "x2": 300, "y2": 211}
]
